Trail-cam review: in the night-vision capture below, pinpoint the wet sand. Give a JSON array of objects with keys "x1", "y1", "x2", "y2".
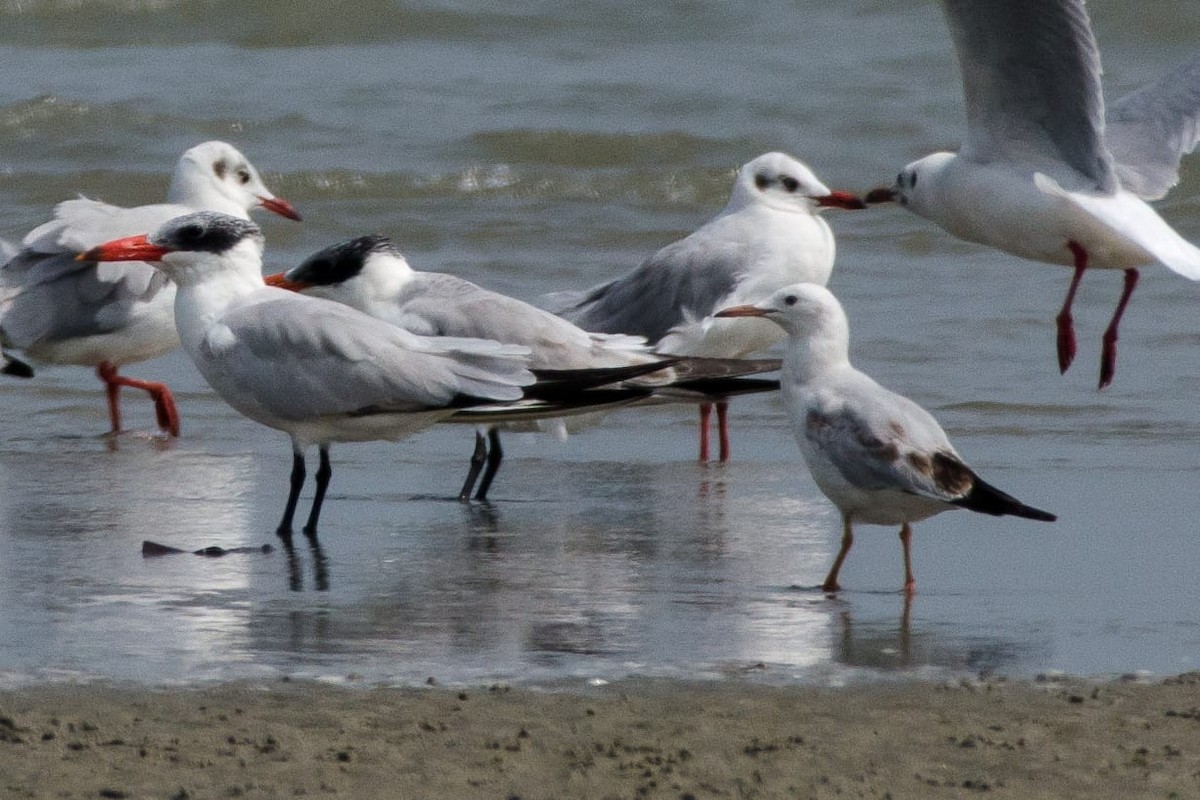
[{"x1": 3, "y1": 674, "x2": 1200, "y2": 799}]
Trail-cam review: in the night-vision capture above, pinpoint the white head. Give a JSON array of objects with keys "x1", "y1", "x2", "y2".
[
  {"x1": 867, "y1": 151, "x2": 956, "y2": 219},
  {"x1": 80, "y1": 211, "x2": 265, "y2": 288},
  {"x1": 726, "y1": 151, "x2": 864, "y2": 215},
  {"x1": 167, "y1": 141, "x2": 302, "y2": 222},
  {"x1": 714, "y1": 282, "x2": 851, "y2": 370}
]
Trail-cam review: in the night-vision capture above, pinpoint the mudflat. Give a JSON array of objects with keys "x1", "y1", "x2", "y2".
[{"x1": 3, "y1": 674, "x2": 1200, "y2": 799}]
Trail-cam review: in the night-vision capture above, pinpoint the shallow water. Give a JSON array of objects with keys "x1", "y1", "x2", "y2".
[{"x1": 2, "y1": 0, "x2": 1200, "y2": 688}]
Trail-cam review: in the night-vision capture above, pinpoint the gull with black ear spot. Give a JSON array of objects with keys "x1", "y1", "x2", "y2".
[
  {"x1": 542, "y1": 151, "x2": 865, "y2": 462},
  {"x1": 866, "y1": 0, "x2": 1200, "y2": 388},
  {"x1": 716, "y1": 283, "x2": 1055, "y2": 595},
  {"x1": 1, "y1": 140, "x2": 301, "y2": 437}
]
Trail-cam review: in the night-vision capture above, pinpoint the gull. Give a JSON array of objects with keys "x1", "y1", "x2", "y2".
[
  {"x1": 716, "y1": 283, "x2": 1055, "y2": 595},
  {"x1": 81, "y1": 212, "x2": 652, "y2": 537},
  {"x1": 0, "y1": 141, "x2": 301, "y2": 436},
  {"x1": 866, "y1": 0, "x2": 1200, "y2": 388},
  {"x1": 265, "y1": 234, "x2": 763, "y2": 499},
  {"x1": 542, "y1": 151, "x2": 865, "y2": 461}
]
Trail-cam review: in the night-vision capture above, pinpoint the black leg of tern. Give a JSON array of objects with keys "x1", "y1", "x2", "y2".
[
  {"x1": 302, "y1": 445, "x2": 332, "y2": 537},
  {"x1": 277, "y1": 450, "x2": 306, "y2": 538},
  {"x1": 459, "y1": 430, "x2": 489, "y2": 501},
  {"x1": 474, "y1": 428, "x2": 504, "y2": 501}
]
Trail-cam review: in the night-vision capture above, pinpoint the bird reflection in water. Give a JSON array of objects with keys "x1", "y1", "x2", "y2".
[{"x1": 281, "y1": 533, "x2": 329, "y2": 592}]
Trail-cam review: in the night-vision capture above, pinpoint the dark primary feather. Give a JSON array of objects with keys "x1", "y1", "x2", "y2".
[
  {"x1": 1, "y1": 352, "x2": 34, "y2": 378},
  {"x1": 950, "y1": 464, "x2": 1057, "y2": 521}
]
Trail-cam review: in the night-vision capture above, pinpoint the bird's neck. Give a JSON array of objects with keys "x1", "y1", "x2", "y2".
[
  {"x1": 166, "y1": 180, "x2": 248, "y2": 218},
  {"x1": 783, "y1": 325, "x2": 851, "y2": 386},
  {"x1": 172, "y1": 267, "x2": 264, "y2": 351}
]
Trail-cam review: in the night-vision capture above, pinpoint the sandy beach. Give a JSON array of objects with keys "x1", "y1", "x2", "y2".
[{"x1": 3, "y1": 674, "x2": 1200, "y2": 799}]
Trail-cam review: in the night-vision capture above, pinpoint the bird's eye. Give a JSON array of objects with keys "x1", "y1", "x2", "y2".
[
  {"x1": 780, "y1": 175, "x2": 799, "y2": 193},
  {"x1": 783, "y1": 294, "x2": 798, "y2": 306},
  {"x1": 236, "y1": 169, "x2": 252, "y2": 185},
  {"x1": 177, "y1": 224, "x2": 205, "y2": 243},
  {"x1": 754, "y1": 173, "x2": 771, "y2": 190},
  {"x1": 895, "y1": 171, "x2": 904, "y2": 186}
]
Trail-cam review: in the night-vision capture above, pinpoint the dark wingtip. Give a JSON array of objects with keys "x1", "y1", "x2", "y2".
[
  {"x1": 1016, "y1": 506, "x2": 1057, "y2": 523},
  {"x1": 2, "y1": 354, "x2": 34, "y2": 378},
  {"x1": 954, "y1": 471, "x2": 1056, "y2": 522}
]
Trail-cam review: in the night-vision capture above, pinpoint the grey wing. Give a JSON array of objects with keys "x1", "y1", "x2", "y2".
[
  {"x1": 1107, "y1": 53, "x2": 1200, "y2": 200},
  {"x1": 804, "y1": 394, "x2": 968, "y2": 503},
  {"x1": 1, "y1": 197, "x2": 185, "y2": 347},
  {"x1": 23, "y1": 198, "x2": 192, "y2": 254},
  {"x1": 942, "y1": 0, "x2": 1117, "y2": 191},
  {"x1": 202, "y1": 296, "x2": 529, "y2": 421},
  {"x1": 0, "y1": 249, "x2": 170, "y2": 347},
  {"x1": 400, "y1": 274, "x2": 638, "y2": 370},
  {"x1": 553, "y1": 239, "x2": 742, "y2": 345}
]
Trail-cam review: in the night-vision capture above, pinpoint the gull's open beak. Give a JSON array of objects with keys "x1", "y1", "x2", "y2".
[
  {"x1": 263, "y1": 272, "x2": 308, "y2": 291},
  {"x1": 78, "y1": 234, "x2": 170, "y2": 263},
  {"x1": 257, "y1": 195, "x2": 303, "y2": 222},
  {"x1": 864, "y1": 186, "x2": 897, "y2": 204},
  {"x1": 713, "y1": 304, "x2": 769, "y2": 318},
  {"x1": 815, "y1": 190, "x2": 867, "y2": 210}
]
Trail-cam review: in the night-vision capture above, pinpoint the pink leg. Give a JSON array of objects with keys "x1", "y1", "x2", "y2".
[
  {"x1": 899, "y1": 522, "x2": 916, "y2": 596},
  {"x1": 698, "y1": 402, "x2": 712, "y2": 462},
  {"x1": 97, "y1": 363, "x2": 123, "y2": 434},
  {"x1": 1056, "y1": 241, "x2": 1088, "y2": 374},
  {"x1": 96, "y1": 361, "x2": 180, "y2": 437},
  {"x1": 716, "y1": 400, "x2": 731, "y2": 462},
  {"x1": 822, "y1": 515, "x2": 854, "y2": 593},
  {"x1": 1098, "y1": 268, "x2": 1139, "y2": 389}
]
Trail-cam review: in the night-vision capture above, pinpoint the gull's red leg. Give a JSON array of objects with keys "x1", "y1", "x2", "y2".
[
  {"x1": 716, "y1": 400, "x2": 731, "y2": 462},
  {"x1": 1099, "y1": 268, "x2": 1139, "y2": 389},
  {"x1": 96, "y1": 361, "x2": 124, "y2": 434},
  {"x1": 95, "y1": 361, "x2": 180, "y2": 437},
  {"x1": 1056, "y1": 241, "x2": 1088, "y2": 374},
  {"x1": 899, "y1": 522, "x2": 916, "y2": 596},
  {"x1": 698, "y1": 402, "x2": 712, "y2": 462},
  {"x1": 822, "y1": 514, "x2": 854, "y2": 593}
]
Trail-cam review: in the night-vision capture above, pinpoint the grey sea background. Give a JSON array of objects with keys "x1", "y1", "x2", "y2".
[{"x1": 1, "y1": 0, "x2": 1199, "y2": 688}]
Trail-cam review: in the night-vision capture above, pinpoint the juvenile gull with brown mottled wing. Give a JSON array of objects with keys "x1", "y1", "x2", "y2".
[{"x1": 716, "y1": 283, "x2": 1055, "y2": 595}]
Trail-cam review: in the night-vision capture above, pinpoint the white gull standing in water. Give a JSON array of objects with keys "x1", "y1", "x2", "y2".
[
  {"x1": 867, "y1": 0, "x2": 1200, "y2": 388},
  {"x1": 0, "y1": 141, "x2": 301, "y2": 435},
  {"x1": 543, "y1": 151, "x2": 864, "y2": 461},
  {"x1": 716, "y1": 284, "x2": 1055, "y2": 595}
]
